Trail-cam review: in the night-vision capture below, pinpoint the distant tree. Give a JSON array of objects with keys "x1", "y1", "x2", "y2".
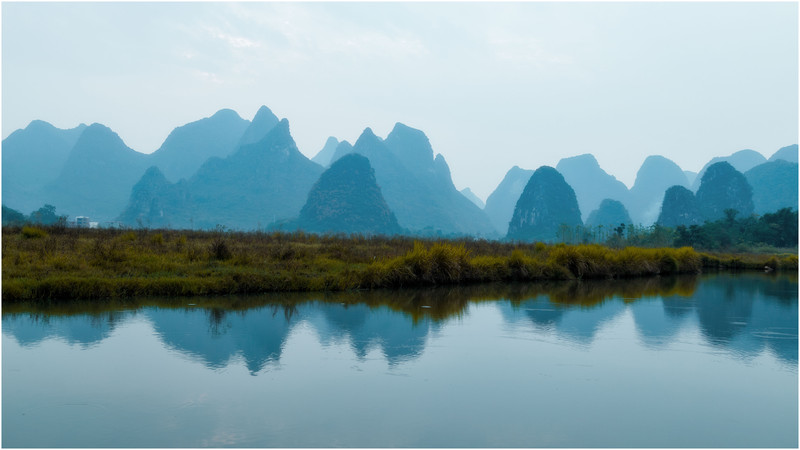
[
  {"x1": 2, "y1": 205, "x2": 27, "y2": 226},
  {"x1": 30, "y1": 204, "x2": 59, "y2": 225}
]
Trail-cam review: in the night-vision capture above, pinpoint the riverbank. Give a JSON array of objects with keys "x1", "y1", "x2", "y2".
[{"x1": 3, "y1": 226, "x2": 797, "y2": 302}]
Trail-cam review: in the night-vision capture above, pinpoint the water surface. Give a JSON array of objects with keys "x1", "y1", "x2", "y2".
[{"x1": 3, "y1": 273, "x2": 797, "y2": 447}]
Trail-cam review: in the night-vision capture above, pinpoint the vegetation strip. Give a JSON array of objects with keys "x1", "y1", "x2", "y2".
[{"x1": 3, "y1": 226, "x2": 797, "y2": 302}]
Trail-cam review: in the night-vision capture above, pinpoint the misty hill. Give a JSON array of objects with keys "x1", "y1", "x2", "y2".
[
  {"x1": 656, "y1": 185, "x2": 702, "y2": 227},
  {"x1": 460, "y1": 188, "x2": 485, "y2": 209},
  {"x1": 684, "y1": 171, "x2": 698, "y2": 187},
  {"x1": 119, "y1": 119, "x2": 324, "y2": 229},
  {"x1": 628, "y1": 155, "x2": 690, "y2": 225},
  {"x1": 311, "y1": 137, "x2": 340, "y2": 167},
  {"x1": 237, "y1": 105, "x2": 280, "y2": 147},
  {"x1": 585, "y1": 199, "x2": 632, "y2": 228},
  {"x1": 293, "y1": 153, "x2": 402, "y2": 235},
  {"x1": 330, "y1": 124, "x2": 496, "y2": 237},
  {"x1": 506, "y1": 166, "x2": 582, "y2": 242},
  {"x1": 2, "y1": 120, "x2": 87, "y2": 213},
  {"x1": 691, "y1": 149, "x2": 767, "y2": 191},
  {"x1": 147, "y1": 109, "x2": 250, "y2": 182},
  {"x1": 555, "y1": 154, "x2": 629, "y2": 222},
  {"x1": 329, "y1": 140, "x2": 355, "y2": 164},
  {"x1": 116, "y1": 166, "x2": 193, "y2": 228},
  {"x1": 695, "y1": 161, "x2": 754, "y2": 221},
  {"x1": 41, "y1": 123, "x2": 150, "y2": 221},
  {"x1": 745, "y1": 160, "x2": 798, "y2": 214},
  {"x1": 769, "y1": 144, "x2": 798, "y2": 163},
  {"x1": 484, "y1": 166, "x2": 534, "y2": 235}
]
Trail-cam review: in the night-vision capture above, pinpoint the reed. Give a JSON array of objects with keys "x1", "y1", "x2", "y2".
[{"x1": 2, "y1": 226, "x2": 793, "y2": 302}]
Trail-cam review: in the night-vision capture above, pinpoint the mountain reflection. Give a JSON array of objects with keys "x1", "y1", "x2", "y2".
[
  {"x1": 2, "y1": 310, "x2": 135, "y2": 348},
  {"x1": 3, "y1": 273, "x2": 796, "y2": 369},
  {"x1": 146, "y1": 305, "x2": 298, "y2": 374},
  {"x1": 309, "y1": 302, "x2": 436, "y2": 365}
]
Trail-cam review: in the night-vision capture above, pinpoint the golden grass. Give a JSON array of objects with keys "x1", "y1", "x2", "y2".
[{"x1": 2, "y1": 226, "x2": 795, "y2": 302}]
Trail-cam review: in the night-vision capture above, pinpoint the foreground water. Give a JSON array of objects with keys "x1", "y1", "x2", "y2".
[{"x1": 3, "y1": 273, "x2": 797, "y2": 447}]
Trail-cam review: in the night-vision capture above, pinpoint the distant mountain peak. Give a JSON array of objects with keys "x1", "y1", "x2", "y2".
[
  {"x1": 769, "y1": 144, "x2": 799, "y2": 163},
  {"x1": 558, "y1": 153, "x2": 599, "y2": 167},
  {"x1": 311, "y1": 136, "x2": 340, "y2": 167},
  {"x1": 297, "y1": 152, "x2": 401, "y2": 235},
  {"x1": 355, "y1": 127, "x2": 382, "y2": 147},
  {"x1": 385, "y1": 122, "x2": 434, "y2": 174},
  {"x1": 239, "y1": 105, "x2": 280, "y2": 146},
  {"x1": 211, "y1": 108, "x2": 243, "y2": 120},
  {"x1": 506, "y1": 165, "x2": 582, "y2": 241}
]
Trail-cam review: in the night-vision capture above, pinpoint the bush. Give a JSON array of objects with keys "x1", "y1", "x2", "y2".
[{"x1": 21, "y1": 226, "x2": 47, "y2": 239}]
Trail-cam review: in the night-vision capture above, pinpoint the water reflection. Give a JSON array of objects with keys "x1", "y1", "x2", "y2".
[
  {"x1": 147, "y1": 305, "x2": 297, "y2": 374},
  {"x1": 2, "y1": 310, "x2": 136, "y2": 349},
  {"x1": 3, "y1": 273, "x2": 797, "y2": 370}
]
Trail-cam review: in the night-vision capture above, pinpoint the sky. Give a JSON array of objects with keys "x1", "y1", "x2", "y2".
[{"x1": 2, "y1": 1, "x2": 798, "y2": 201}]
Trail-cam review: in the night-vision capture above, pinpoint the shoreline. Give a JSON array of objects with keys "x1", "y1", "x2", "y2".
[{"x1": 3, "y1": 226, "x2": 797, "y2": 302}]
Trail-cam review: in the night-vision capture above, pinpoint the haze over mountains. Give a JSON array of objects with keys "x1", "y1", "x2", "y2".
[{"x1": 2, "y1": 105, "x2": 797, "y2": 240}]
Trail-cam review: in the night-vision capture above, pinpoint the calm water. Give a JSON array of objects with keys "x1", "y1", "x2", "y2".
[{"x1": 3, "y1": 273, "x2": 797, "y2": 447}]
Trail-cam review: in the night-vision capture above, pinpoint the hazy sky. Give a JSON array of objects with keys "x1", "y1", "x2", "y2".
[{"x1": 3, "y1": 2, "x2": 797, "y2": 200}]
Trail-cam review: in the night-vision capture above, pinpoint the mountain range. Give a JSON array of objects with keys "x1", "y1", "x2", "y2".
[{"x1": 2, "y1": 105, "x2": 797, "y2": 239}]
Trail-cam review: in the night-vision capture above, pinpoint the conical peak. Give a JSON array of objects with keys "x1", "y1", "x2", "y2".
[
  {"x1": 533, "y1": 165, "x2": 561, "y2": 177},
  {"x1": 79, "y1": 123, "x2": 125, "y2": 146},
  {"x1": 330, "y1": 152, "x2": 371, "y2": 171},
  {"x1": 140, "y1": 165, "x2": 168, "y2": 183},
  {"x1": 701, "y1": 161, "x2": 738, "y2": 182},
  {"x1": 25, "y1": 119, "x2": 56, "y2": 132},
  {"x1": 211, "y1": 108, "x2": 243, "y2": 120},
  {"x1": 636, "y1": 155, "x2": 683, "y2": 177},
  {"x1": 354, "y1": 127, "x2": 382, "y2": 147},
  {"x1": 253, "y1": 105, "x2": 277, "y2": 120}
]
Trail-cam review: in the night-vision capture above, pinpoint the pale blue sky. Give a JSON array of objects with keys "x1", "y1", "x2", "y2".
[{"x1": 3, "y1": 2, "x2": 797, "y2": 200}]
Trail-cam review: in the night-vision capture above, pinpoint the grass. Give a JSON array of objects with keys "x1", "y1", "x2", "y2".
[{"x1": 3, "y1": 226, "x2": 796, "y2": 302}]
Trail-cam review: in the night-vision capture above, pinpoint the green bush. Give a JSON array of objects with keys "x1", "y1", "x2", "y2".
[{"x1": 21, "y1": 226, "x2": 47, "y2": 239}]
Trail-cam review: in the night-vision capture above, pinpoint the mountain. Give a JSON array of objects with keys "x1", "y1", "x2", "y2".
[
  {"x1": 147, "y1": 109, "x2": 250, "y2": 182},
  {"x1": 1, "y1": 120, "x2": 87, "y2": 212},
  {"x1": 656, "y1": 185, "x2": 702, "y2": 227},
  {"x1": 555, "y1": 154, "x2": 629, "y2": 222},
  {"x1": 695, "y1": 161, "x2": 754, "y2": 221},
  {"x1": 506, "y1": 166, "x2": 582, "y2": 242},
  {"x1": 744, "y1": 160, "x2": 798, "y2": 214},
  {"x1": 116, "y1": 166, "x2": 192, "y2": 228},
  {"x1": 119, "y1": 119, "x2": 324, "y2": 230},
  {"x1": 311, "y1": 137, "x2": 340, "y2": 167},
  {"x1": 460, "y1": 188, "x2": 485, "y2": 209},
  {"x1": 331, "y1": 124, "x2": 496, "y2": 237},
  {"x1": 329, "y1": 140, "x2": 354, "y2": 164},
  {"x1": 692, "y1": 149, "x2": 767, "y2": 191},
  {"x1": 294, "y1": 153, "x2": 402, "y2": 235},
  {"x1": 628, "y1": 155, "x2": 690, "y2": 225},
  {"x1": 484, "y1": 166, "x2": 534, "y2": 235},
  {"x1": 237, "y1": 105, "x2": 280, "y2": 146},
  {"x1": 384, "y1": 122, "x2": 436, "y2": 177},
  {"x1": 769, "y1": 144, "x2": 798, "y2": 163},
  {"x1": 585, "y1": 199, "x2": 632, "y2": 228},
  {"x1": 684, "y1": 171, "x2": 698, "y2": 186},
  {"x1": 42, "y1": 123, "x2": 150, "y2": 221}
]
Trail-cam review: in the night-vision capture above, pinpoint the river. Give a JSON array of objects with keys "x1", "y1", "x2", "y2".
[{"x1": 3, "y1": 273, "x2": 797, "y2": 447}]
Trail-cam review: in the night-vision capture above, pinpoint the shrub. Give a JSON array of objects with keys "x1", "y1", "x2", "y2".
[{"x1": 21, "y1": 226, "x2": 47, "y2": 239}]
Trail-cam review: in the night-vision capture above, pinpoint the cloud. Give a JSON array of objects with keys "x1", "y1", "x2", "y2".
[{"x1": 212, "y1": 30, "x2": 261, "y2": 49}]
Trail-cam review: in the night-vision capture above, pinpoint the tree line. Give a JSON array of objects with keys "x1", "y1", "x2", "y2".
[{"x1": 556, "y1": 208, "x2": 797, "y2": 251}]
